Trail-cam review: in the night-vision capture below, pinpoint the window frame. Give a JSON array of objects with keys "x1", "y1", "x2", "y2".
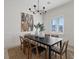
[{"x1": 51, "y1": 16, "x2": 64, "y2": 33}]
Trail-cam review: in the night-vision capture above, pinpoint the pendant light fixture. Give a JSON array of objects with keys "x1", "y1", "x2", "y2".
[{"x1": 28, "y1": 0, "x2": 47, "y2": 15}]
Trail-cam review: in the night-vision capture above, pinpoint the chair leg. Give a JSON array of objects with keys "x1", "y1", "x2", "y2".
[
  {"x1": 35, "y1": 47, "x2": 40, "y2": 59},
  {"x1": 60, "y1": 55, "x2": 62, "y2": 59},
  {"x1": 35, "y1": 53, "x2": 40, "y2": 59},
  {"x1": 45, "y1": 49, "x2": 48, "y2": 59},
  {"x1": 23, "y1": 46, "x2": 26, "y2": 54},
  {"x1": 55, "y1": 53, "x2": 57, "y2": 58},
  {"x1": 37, "y1": 54, "x2": 40, "y2": 59},
  {"x1": 26, "y1": 47, "x2": 29, "y2": 59},
  {"x1": 25, "y1": 47, "x2": 28, "y2": 55},
  {"x1": 29, "y1": 47, "x2": 32, "y2": 59},
  {"x1": 20, "y1": 44, "x2": 22, "y2": 50},
  {"x1": 37, "y1": 52, "x2": 40, "y2": 59},
  {"x1": 65, "y1": 51, "x2": 67, "y2": 59},
  {"x1": 28, "y1": 47, "x2": 30, "y2": 59}
]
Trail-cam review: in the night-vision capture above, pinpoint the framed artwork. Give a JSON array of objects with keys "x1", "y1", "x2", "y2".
[{"x1": 21, "y1": 12, "x2": 34, "y2": 32}]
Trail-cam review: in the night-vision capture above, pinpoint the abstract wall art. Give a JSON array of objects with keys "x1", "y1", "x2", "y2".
[{"x1": 21, "y1": 12, "x2": 34, "y2": 32}]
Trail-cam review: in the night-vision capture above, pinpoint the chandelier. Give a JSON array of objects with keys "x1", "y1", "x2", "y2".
[{"x1": 28, "y1": 0, "x2": 47, "y2": 15}]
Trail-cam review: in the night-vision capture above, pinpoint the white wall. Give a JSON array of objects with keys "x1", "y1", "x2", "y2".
[
  {"x1": 4, "y1": 0, "x2": 43, "y2": 49},
  {"x1": 43, "y1": 1, "x2": 74, "y2": 46},
  {"x1": 5, "y1": 0, "x2": 74, "y2": 48}
]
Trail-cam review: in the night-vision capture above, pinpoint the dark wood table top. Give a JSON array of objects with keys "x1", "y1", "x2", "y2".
[{"x1": 24, "y1": 34, "x2": 63, "y2": 46}]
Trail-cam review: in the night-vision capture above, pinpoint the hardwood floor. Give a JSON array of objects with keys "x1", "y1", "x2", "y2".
[
  {"x1": 5, "y1": 46, "x2": 74, "y2": 59},
  {"x1": 4, "y1": 48, "x2": 9, "y2": 59}
]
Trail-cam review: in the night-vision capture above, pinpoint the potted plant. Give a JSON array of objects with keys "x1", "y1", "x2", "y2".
[{"x1": 34, "y1": 23, "x2": 45, "y2": 36}]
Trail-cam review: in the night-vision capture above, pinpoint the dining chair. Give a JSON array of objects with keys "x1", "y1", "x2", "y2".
[
  {"x1": 51, "y1": 35, "x2": 59, "y2": 46},
  {"x1": 27, "y1": 38, "x2": 48, "y2": 59},
  {"x1": 45, "y1": 34, "x2": 59, "y2": 46},
  {"x1": 45, "y1": 34, "x2": 50, "y2": 36},
  {"x1": 51, "y1": 34, "x2": 59, "y2": 38},
  {"x1": 45, "y1": 34, "x2": 50, "y2": 39},
  {"x1": 19, "y1": 36, "x2": 24, "y2": 50},
  {"x1": 51, "y1": 40, "x2": 69, "y2": 59},
  {"x1": 19, "y1": 36, "x2": 29, "y2": 54}
]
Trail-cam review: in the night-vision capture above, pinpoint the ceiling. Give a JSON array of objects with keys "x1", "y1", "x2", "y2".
[{"x1": 27, "y1": 0, "x2": 73, "y2": 11}]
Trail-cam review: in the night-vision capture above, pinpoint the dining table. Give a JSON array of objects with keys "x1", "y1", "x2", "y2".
[{"x1": 24, "y1": 34, "x2": 63, "y2": 59}]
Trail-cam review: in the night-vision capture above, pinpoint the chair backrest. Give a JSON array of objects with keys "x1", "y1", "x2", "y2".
[
  {"x1": 61, "y1": 40, "x2": 69, "y2": 53},
  {"x1": 45, "y1": 34, "x2": 50, "y2": 39},
  {"x1": 19, "y1": 36, "x2": 29, "y2": 45},
  {"x1": 51, "y1": 35, "x2": 59, "y2": 38}
]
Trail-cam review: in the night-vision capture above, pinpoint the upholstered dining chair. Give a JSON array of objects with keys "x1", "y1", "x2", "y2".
[{"x1": 51, "y1": 40, "x2": 69, "y2": 59}]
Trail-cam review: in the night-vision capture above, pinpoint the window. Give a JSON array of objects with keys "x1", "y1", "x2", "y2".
[{"x1": 51, "y1": 16, "x2": 64, "y2": 32}]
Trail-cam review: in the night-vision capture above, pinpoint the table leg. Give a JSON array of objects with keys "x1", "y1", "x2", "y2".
[
  {"x1": 60, "y1": 41, "x2": 62, "y2": 48},
  {"x1": 49, "y1": 46, "x2": 51, "y2": 59}
]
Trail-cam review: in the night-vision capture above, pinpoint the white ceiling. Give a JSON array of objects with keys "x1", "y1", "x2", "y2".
[{"x1": 27, "y1": 0, "x2": 73, "y2": 10}]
